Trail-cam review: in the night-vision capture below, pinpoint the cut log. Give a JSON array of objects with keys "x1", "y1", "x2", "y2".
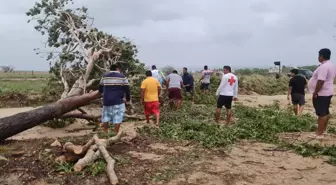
[
  {"x1": 73, "y1": 131, "x2": 122, "y2": 172},
  {"x1": 76, "y1": 138, "x2": 95, "y2": 155},
  {"x1": 94, "y1": 134, "x2": 118, "y2": 185},
  {"x1": 55, "y1": 153, "x2": 82, "y2": 164},
  {"x1": 63, "y1": 142, "x2": 84, "y2": 154},
  {"x1": 0, "y1": 91, "x2": 100, "y2": 141},
  {"x1": 63, "y1": 138, "x2": 95, "y2": 155},
  {"x1": 73, "y1": 146, "x2": 100, "y2": 172}
]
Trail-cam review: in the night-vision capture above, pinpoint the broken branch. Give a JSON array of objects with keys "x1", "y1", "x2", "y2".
[
  {"x1": 73, "y1": 131, "x2": 123, "y2": 172},
  {"x1": 94, "y1": 134, "x2": 118, "y2": 185}
]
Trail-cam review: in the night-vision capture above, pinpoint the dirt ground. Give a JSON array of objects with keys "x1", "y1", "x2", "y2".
[{"x1": 1, "y1": 95, "x2": 336, "y2": 185}]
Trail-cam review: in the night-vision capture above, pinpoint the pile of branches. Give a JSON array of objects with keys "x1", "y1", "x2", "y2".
[{"x1": 54, "y1": 132, "x2": 124, "y2": 185}]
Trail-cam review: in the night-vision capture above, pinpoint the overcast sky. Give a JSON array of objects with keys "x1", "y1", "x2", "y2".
[{"x1": 1, "y1": 0, "x2": 336, "y2": 71}]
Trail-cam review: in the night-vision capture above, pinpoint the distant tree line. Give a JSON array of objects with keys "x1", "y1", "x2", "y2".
[
  {"x1": 235, "y1": 65, "x2": 318, "y2": 75},
  {"x1": 158, "y1": 65, "x2": 319, "y2": 76},
  {"x1": 0, "y1": 66, "x2": 14, "y2": 73}
]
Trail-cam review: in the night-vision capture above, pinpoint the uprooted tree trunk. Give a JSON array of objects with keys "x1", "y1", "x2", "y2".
[{"x1": 0, "y1": 91, "x2": 100, "y2": 141}]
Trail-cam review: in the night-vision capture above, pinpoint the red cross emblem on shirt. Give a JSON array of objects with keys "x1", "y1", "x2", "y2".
[{"x1": 228, "y1": 76, "x2": 236, "y2": 86}]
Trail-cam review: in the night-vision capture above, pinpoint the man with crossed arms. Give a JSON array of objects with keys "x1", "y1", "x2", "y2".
[{"x1": 215, "y1": 65, "x2": 238, "y2": 124}]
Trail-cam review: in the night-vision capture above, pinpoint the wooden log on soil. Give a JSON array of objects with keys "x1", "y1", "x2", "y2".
[
  {"x1": 63, "y1": 142, "x2": 84, "y2": 154},
  {"x1": 73, "y1": 131, "x2": 122, "y2": 172},
  {"x1": 0, "y1": 91, "x2": 100, "y2": 141},
  {"x1": 63, "y1": 138, "x2": 95, "y2": 155},
  {"x1": 94, "y1": 134, "x2": 118, "y2": 185},
  {"x1": 55, "y1": 153, "x2": 83, "y2": 164}
]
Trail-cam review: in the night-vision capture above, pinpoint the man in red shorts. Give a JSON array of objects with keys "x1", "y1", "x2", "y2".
[
  {"x1": 166, "y1": 70, "x2": 184, "y2": 110},
  {"x1": 141, "y1": 70, "x2": 161, "y2": 128}
]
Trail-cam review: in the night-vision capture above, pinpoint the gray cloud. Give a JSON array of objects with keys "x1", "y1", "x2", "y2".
[{"x1": 1, "y1": 0, "x2": 336, "y2": 71}]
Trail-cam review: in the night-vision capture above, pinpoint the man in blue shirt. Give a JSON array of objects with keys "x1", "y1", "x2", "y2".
[
  {"x1": 99, "y1": 64, "x2": 131, "y2": 134},
  {"x1": 182, "y1": 67, "x2": 195, "y2": 103}
]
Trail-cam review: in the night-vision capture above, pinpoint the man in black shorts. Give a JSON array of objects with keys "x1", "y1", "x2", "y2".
[
  {"x1": 308, "y1": 48, "x2": 336, "y2": 139},
  {"x1": 182, "y1": 67, "x2": 195, "y2": 103},
  {"x1": 215, "y1": 66, "x2": 238, "y2": 124},
  {"x1": 200, "y1": 65, "x2": 213, "y2": 93},
  {"x1": 287, "y1": 68, "x2": 307, "y2": 117}
]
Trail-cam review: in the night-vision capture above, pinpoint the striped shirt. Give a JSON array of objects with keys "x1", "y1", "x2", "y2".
[{"x1": 99, "y1": 71, "x2": 131, "y2": 106}]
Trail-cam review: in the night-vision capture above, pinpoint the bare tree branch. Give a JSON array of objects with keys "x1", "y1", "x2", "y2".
[
  {"x1": 60, "y1": 63, "x2": 70, "y2": 99},
  {"x1": 86, "y1": 78, "x2": 99, "y2": 88}
]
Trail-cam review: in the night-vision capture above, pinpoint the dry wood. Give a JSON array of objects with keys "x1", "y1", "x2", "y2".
[
  {"x1": 63, "y1": 142, "x2": 83, "y2": 154},
  {"x1": 73, "y1": 131, "x2": 122, "y2": 172},
  {"x1": 55, "y1": 153, "x2": 82, "y2": 164},
  {"x1": 74, "y1": 146, "x2": 101, "y2": 172},
  {"x1": 79, "y1": 138, "x2": 95, "y2": 155},
  {"x1": 94, "y1": 134, "x2": 118, "y2": 185},
  {"x1": 63, "y1": 137, "x2": 95, "y2": 156}
]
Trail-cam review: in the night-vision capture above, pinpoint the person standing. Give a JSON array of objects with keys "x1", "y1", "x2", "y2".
[
  {"x1": 215, "y1": 66, "x2": 238, "y2": 124},
  {"x1": 308, "y1": 48, "x2": 336, "y2": 139},
  {"x1": 151, "y1": 65, "x2": 166, "y2": 87},
  {"x1": 151, "y1": 65, "x2": 166, "y2": 103},
  {"x1": 200, "y1": 65, "x2": 213, "y2": 93},
  {"x1": 141, "y1": 70, "x2": 161, "y2": 128},
  {"x1": 182, "y1": 67, "x2": 195, "y2": 103},
  {"x1": 99, "y1": 64, "x2": 130, "y2": 134},
  {"x1": 166, "y1": 70, "x2": 184, "y2": 110},
  {"x1": 287, "y1": 68, "x2": 307, "y2": 117}
]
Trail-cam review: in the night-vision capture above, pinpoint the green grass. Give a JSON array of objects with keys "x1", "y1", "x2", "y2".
[
  {"x1": 0, "y1": 71, "x2": 50, "y2": 79},
  {"x1": 140, "y1": 102, "x2": 336, "y2": 165},
  {"x1": 0, "y1": 79, "x2": 47, "y2": 93}
]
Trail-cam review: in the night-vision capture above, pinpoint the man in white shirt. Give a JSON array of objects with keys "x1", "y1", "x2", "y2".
[
  {"x1": 151, "y1": 65, "x2": 166, "y2": 87},
  {"x1": 166, "y1": 70, "x2": 184, "y2": 110},
  {"x1": 151, "y1": 65, "x2": 166, "y2": 104},
  {"x1": 215, "y1": 66, "x2": 238, "y2": 124},
  {"x1": 200, "y1": 65, "x2": 213, "y2": 94}
]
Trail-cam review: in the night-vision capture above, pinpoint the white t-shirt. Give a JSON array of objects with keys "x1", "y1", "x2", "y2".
[
  {"x1": 167, "y1": 73, "x2": 183, "y2": 89},
  {"x1": 202, "y1": 70, "x2": 213, "y2": 83},
  {"x1": 151, "y1": 69, "x2": 165, "y2": 85},
  {"x1": 216, "y1": 73, "x2": 238, "y2": 97}
]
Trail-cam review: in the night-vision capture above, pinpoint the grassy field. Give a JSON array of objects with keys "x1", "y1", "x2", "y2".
[
  {"x1": 0, "y1": 71, "x2": 49, "y2": 93},
  {"x1": 0, "y1": 71, "x2": 50, "y2": 79},
  {"x1": 0, "y1": 80, "x2": 47, "y2": 93}
]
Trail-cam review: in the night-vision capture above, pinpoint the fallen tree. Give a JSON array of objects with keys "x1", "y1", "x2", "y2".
[
  {"x1": 0, "y1": 91, "x2": 100, "y2": 141},
  {"x1": 26, "y1": 0, "x2": 145, "y2": 101},
  {"x1": 0, "y1": 1, "x2": 148, "y2": 182},
  {"x1": 1, "y1": 0, "x2": 146, "y2": 133}
]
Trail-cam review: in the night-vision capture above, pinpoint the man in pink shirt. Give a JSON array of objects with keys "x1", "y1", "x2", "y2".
[{"x1": 308, "y1": 48, "x2": 336, "y2": 139}]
